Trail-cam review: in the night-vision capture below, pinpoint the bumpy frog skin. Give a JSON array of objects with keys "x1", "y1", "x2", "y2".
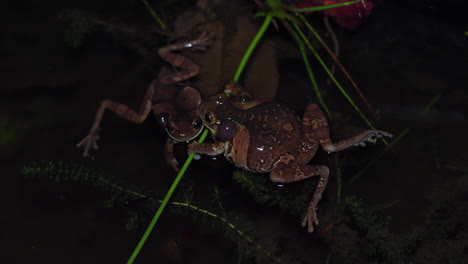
[
  {"x1": 77, "y1": 32, "x2": 213, "y2": 171},
  {"x1": 188, "y1": 81, "x2": 392, "y2": 232}
]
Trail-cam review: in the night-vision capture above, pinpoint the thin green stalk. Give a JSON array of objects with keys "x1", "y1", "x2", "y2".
[
  {"x1": 300, "y1": 46, "x2": 332, "y2": 118},
  {"x1": 281, "y1": 19, "x2": 332, "y2": 118},
  {"x1": 348, "y1": 94, "x2": 441, "y2": 184},
  {"x1": 292, "y1": 22, "x2": 377, "y2": 131},
  {"x1": 289, "y1": 0, "x2": 360, "y2": 13},
  {"x1": 127, "y1": 129, "x2": 209, "y2": 264},
  {"x1": 141, "y1": 0, "x2": 167, "y2": 30},
  {"x1": 233, "y1": 14, "x2": 273, "y2": 82},
  {"x1": 299, "y1": 14, "x2": 376, "y2": 116}
]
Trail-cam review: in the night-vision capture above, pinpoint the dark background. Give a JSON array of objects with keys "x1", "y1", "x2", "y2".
[{"x1": 2, "y1": 0, "x2": 467, "y2": 263}]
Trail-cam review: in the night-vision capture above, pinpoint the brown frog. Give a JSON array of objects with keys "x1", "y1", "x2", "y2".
[
  {"x1": 188, "y1": 81, "x2": 392, "y2": 232},
  {"x1": 77, "y1": 32, "x2": 214, "y2": 171}
]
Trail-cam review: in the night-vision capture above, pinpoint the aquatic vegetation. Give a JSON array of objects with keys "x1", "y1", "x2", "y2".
[
  {"x1": 21, "y1": 160, "x2": 281, "y2": 263},
  {"x1": 231, "y1": 169, "x2": 467, "y2": 264},
  {"x1": 233, "y1": 169, "x2": 316, "y2": 218},
  {"x1": 324, "y1": 193, "x2": 466, "y2": 264}
]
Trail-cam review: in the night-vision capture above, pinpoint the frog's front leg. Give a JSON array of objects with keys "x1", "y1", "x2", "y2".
[
  {"x1": 187, "y1": 141, "x2": 226, "y2": 156},
  {"x1": 164, "y1": 137, "x2": 179, "y2": 172},
  {"x1": 303, "y1": 104, "x2": 392, "y2": 153},
  {"x1": 77, "y1": 83, "x2": 155, "y2": 157},
  {"x1": 269, "y1": 160, "x2": 330, "y2": 233}
]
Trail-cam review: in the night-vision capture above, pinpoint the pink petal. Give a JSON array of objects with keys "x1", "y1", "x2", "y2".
[{"x1": 325, "y1": 0, "x2": 374, "y2": 30}]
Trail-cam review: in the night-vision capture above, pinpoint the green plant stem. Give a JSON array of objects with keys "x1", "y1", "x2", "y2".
[
  {"x1": 141, "y1": 0, "x2": 167, "y2": 30},
  {"x1": 293, "y1": 22, "x2": 378, "y2": 132},
  {"x1": 289, "y1": 0, "x2": 360, "y2": 13},
  {"x1": 300, "y1": 47, "x2": 332, "y2": 118},
  {"x1": 281, "y1": 19, "x2": 332, "y2": 118},
  {"x1": 233, "y1": 14, "x2": 273, "y2": 82},
  {"x1": 299, "y1": 14, "x2": 375, "y2": 116},
  {"x1": 127, "y1": 129, "x2": 209, "y2": 264}
]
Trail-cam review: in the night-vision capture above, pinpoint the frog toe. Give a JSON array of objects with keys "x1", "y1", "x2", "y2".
[
  {"x1": 77, "y1": 132, "x2": 100, "y2": 157},
  {"x1": 302, "y1": 208, "x2": 319, "y2": 233},
  {"x1": 167, "y1": 158, "x2": 180, "y2": 172}
]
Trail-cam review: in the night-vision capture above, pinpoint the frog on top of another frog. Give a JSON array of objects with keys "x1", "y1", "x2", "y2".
[
  {"x1": 188, "y1": 81, "x2": 392, "y2": 232},
  {"x1": 77, "y1": 32, "x2": 214, "y2": 171}
]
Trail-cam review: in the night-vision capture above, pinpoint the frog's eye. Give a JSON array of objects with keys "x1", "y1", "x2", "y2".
[
  {"x1": 155, "y1": 112, "x2": 170, "y2": 128},
  {"x1": 166, "y1": 123, "x2": 174, "y2": 134},
  {"x1": 204, "y1": 111, "x2": 214, "y2": 124},
  {"x1": 192, "y1": 119, "x2": 203, "y2": 130},
  {"x1": 239, "y1": 92, "x2": 253, "y2": 102},
  {"x1": 156, "y1": 113, "x2": 175, "y2": 133},
  {"x1": 216, "y1": 120, "x2": 237, "y2": 141}
]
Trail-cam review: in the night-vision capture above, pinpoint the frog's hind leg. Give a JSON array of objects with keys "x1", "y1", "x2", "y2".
[
  {"x1": 269, "y1": 161, "x2": 329, "y2": 233},
  {"x1": 303, "y1": 104, "x2": 392, "y2": 153},
  {"x1": 158, "y1": 32, "x2": 214, "y2": 84},
  {"x1": 77, "y1": 82, "x2": 155, "y2": 156}
]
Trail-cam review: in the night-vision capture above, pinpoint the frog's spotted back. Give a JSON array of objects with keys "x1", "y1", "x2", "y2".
[{"x1": 189, "y1": 81, "x2": 392, "y2": 232}]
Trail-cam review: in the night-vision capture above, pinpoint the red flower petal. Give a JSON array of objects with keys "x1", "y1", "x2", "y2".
[
  {"x1": 295, "y1": 0, "x2": 374, "y2": 30},
  {"x1": 325, "y1": 0, "x2": 374, "y2": 30}
]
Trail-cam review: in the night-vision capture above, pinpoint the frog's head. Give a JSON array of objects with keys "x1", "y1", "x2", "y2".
[
  {"x1": 198, "y1": 93, "x2": 230, "y2": 135},
  {"x1": 198, "y1": 83, "x2": 271, "y2": 141},
  {"x1": 154, "y1": 87, "x2": 203, "y2": 142}
]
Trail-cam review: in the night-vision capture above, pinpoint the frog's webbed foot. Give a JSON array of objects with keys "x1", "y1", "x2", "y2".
[
  {"x1": 188, "y1": 31, "x2": 215, "y2": 51},
  {"x1": 302, "y1": 207, "x2": 320, "y2": 233},
  {"x1": 301, "y1": 166, "x2": 329, "y2": 233},
  {"x1": 352, "y1": 130, "x2": 393, "y2": 147},
  {"x1": 76, "y1": 128, "x2": 100, "y2": 157},
  {"x1": 167, "y1": 158, "x2": 180, "y2": 173},
  {"x1": 269, "y1": 162, "x2": 329, "y2": 233}
]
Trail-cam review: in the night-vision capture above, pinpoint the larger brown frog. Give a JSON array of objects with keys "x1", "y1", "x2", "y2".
[
  {"x1": 188, "y1": 81, "x2": 392, "y2": 232},
  {"x1": 77, "y1": 32, "x2": 214, "y2": 171}
]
